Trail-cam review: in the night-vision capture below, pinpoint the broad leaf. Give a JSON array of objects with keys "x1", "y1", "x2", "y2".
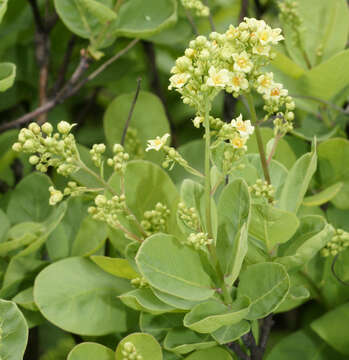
[
  {"x1": 91, "y1": 256, "x2": 139, "y2": 279},
  {"x1": 34, "y1": 257, "x2": 132, "y2": 336},
  {"x1": 183, "y1": 296, "x2": 250, "y2": 334},
  {"x1": 216, "y1": 179, "x2": 250, "y2": 283},
  {"x1": 115, "y1": 333, "x2": 162, "y2": 360},
  {"x1": 0, "y1": 299, "x2": 28, "y2": 360},
  {"x1": 303, "y1": 182, "x2": 343, "y2": 206},
  {"x1": 0, "y1": 62, "x2": 16, "y2": 92},
  {"x1": 211, "y1": 320, "x2": 251, "y2": 344},
  {"x1": 136, "y1": 234, "x2": 215, "y2": 301},
  {"x1": 237, "y1": 262, "x2": 290, "y2": 320},
  {"x1": 0, "y1": 0, "x2": 8, "y2": 23},
  {"x1": 68, "y1": 342, "x2": 114, "y2": 360},
  {"x1": 184, "y1": 346, "x2": 232, "y2": 360}
]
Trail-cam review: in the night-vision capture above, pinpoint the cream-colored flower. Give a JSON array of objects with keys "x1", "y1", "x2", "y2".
[
  {"x1": 231, "y1": 72, "x2": 249, "y2": 92},
  {"x1": 233, "y1": 52, "x2": 253, "y2": 73},
  {"x1": 231, "y1": 115, "x2": 254, "y2": 137},
  {"x1": 256, "y1": 72, "x2": 274, "y2": 94},
  {"x1": 231, "y1": 134, "x2": 247, "y2": 150},
  {"x1": 265, "y1": 83, "x2": 288, "y2": 101},
  {"x1": 225, "y1": 25, "x2": 240, "y2": 39},
  {"x1": 206, "y1": 67, "x2": 231, "y2": 87},
  {"x1": 193, "y1": 116, "x2": 203, "y2": 128},
  {"x1": 271, "y1": 28, "x2": 284, "y2": 44},
  {"x1": 256, "y1": 27, "x2": 273, "y2": 45},
  {"x1": 252, "y1": 44, "x2": 271, "y2": 57},
  {"x1": 169, "y1": 73, "x2": 190, "y2": 89},
  {"x1": 146, "y1": 133, "x2": 170, "y2": 152}
]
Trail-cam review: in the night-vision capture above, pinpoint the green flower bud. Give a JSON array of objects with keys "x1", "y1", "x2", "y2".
[
  {"x1": 28, "y1": 122, "x2": 41, "y2": 135},
  {"x1": 29, "y1": 155, "x2": 40, "y2": 165},
  {"x1": 57, "y1": 121, "x2": 72, "y2": 134},
  {"x1": 12, "y1": 142, "x2": 22, "y2": 152},
  {"x1": 41, "y1": 122, "x2": 53, "y2": 134}
]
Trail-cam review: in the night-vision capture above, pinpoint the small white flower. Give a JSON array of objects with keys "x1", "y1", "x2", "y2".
[
  {"x1": 169, "y1": 73, "x2": 190, "y2": 89},
  {"x1": 146, "y1": 133, "x2": 170, "y2": 152},
  {"x1": 193, "y1": 116, "x2": 203, "y2": 128},
  {"x1": 231, "y1": 72, "x2": 249, "y2": 92},
  {"x1": 206, "y1": 67, "x2": 231, "y2": 87},
  {"x1": 225, "y1": 25, "x2": 240, "y2": 39},
  {"x1": 271, "y1": 28, "x2": 284, "y2": 44},
  {"x1": 231, "y1": 115, "x2": 254, "y2": 137},
  {"x1": 256, "y1": 27, "x2": 273, "y2": 45},
  {"x1": 256, "y1": 72, "x2": 274, "y2": 94},
  {"x1": 265, "y1": 83, "x2": 288, "y2": 101},
  {"x1": 232, "y1": 52, "x2": 253, "y2": 73},
  {"x1": 252, "y1": 44, "x2": 271, "y2": 57},
  {"x1": 231, "y1": 134, "x2": 248, "y2": 150},
  {"x1": 49, "y1": 186, "x2": 63, "y2": 206}
]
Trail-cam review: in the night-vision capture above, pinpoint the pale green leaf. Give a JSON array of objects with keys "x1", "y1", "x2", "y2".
[
  {"x1": 68, "y1": 342, "x2": 114, "y2": 360},
  {"x1": 91, "y1": 256, "x2": 139, "y2": 279}
]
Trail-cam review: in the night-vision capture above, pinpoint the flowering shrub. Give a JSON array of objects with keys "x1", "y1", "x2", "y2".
[{"x1": 0, "y1": 0, "x2": 349, "y2": 359}]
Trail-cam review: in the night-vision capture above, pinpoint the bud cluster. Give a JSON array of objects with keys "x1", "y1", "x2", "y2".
[
  {"x1": 12, "y1": 121, "x2": 79, "y2": 176},
  {"x1": 321, "y1": 229, "x2": 349, "y2": 257},
  {"x1": 141, "y1": 202, "x2": 170, "y2": 236},
  {"x1": 181, "y1": 0, "x2": 210, "y2": 17},
  {"x1": 131, "y1": 276, "x2": 148, "y2": 288},
  {"x1": 124, "y1": 127, "x2": 144, "y2": 159},
  {"x1": 88, "y1": 194, "x2": 127, "y2": 230},
  {"x1": 187, "y1": 232, "x2": 213, "y2": 250},
  {"x1": 121, "y1": 342, "x2": 143, "y2": 360},
  {"x1": 90, "y1": 143, "x2": 106, "y2": 167},
  {"x1": 177, "y1": 202, "x2": 200, "y2": 231},
  {"x1": 107, "y1": 144, "x2": 130, "y2": 175},
  {"x1": 278, "y1": 0, "x2": 303, "y2": 44},
  {"x1": 249, "y1": 179, "x2": 275, "y2": 204}
]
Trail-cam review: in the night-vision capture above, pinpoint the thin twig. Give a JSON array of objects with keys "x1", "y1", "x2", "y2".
[
  {"x1": 184, "y1": 8, "x2": 198, "y2": 35},
  {"x1": 52, "y1": 35, "x2": 77, "y2": 94},
  {"x1": 203, "y1": 0, "x2": 216, "y2": 31},
  {"x1": 239, "y1": 0, "x2": 249, "y2": 21},
  {"x1": 28, "y1": 0, "x2": 45, "y2": 32},
  {"x1": 242, "y1": 331, "x2": 262, "y2": 360},
  {"x1": 0, "y1": 39, "x2": 139, "y2": 132},
  {"x1": 266, "y1": 132, "x2": 282, "y2": 166},
  {"x1": 228, "y1": 341, "x2": 250, "y2": 360},
  {"x1": 121, "y1": 78, "x2": 142, "y2": 145}
]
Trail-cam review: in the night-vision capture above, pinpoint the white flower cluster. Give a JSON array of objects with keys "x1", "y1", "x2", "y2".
[
  {"x1": 12, "y1": 121, "x2": 79, "y2": 176},
  {"x1": 121, "y1": 342, "x2": 143, "y2": 360},
  {"x1": 177, "y1": 202, "x2": 200, "y2": 231},
  {"x1": 48, "y1": 181, "x2": 90, "y2": 206},
  {"x1": 107, "y1": 144, "x2": 130, "y2": 175},
  {"x1": 169, "y1": 18, "x2": 294, "y2": 134},
  {"x1": 249, "y1": 179, "x2": 275, "y2": 204},
  {"x1": 90, "y1": 143, "x2": 106, "y2": 167},
  {"x1": 181, "y1": 0, "x2": 210, "y2": 17}
]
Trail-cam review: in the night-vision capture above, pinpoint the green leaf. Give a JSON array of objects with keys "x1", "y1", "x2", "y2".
[
  {"x1": 0, "y1": 62, "x2": 16, "y2": 92},
  {"x1": 311, "y1": 302, "x2": 349, "y2": 355},
  {"x1": 136, "y1": 234, "x2": 215, "y2": 301},
  {"x1": 119, "y1": 288, "x2": 176, "y2": 314},
  {"x1": 71, "y1": 216, "x2": 108, "y2": 256},
  {"x1": 140, "y1": 312, "x2": 184, "y2": 340},
  {"x1": 249, "y1": 204, "x2": 299, "y2": 252},
  {"x1": 211, "y1": 320, "x2": 251, "y2": 344},
  {"x1": 266, "y1": 329, "x2": 344, "y2": 360},
  {"x1": 104, "y1": 91, "x2": 170, "y2": 163},
  {"x1": 216, "y1": 179, "x2": 250, "y2": 283},
  {"x1": 303, "y1": 182, "x2": 343, "y2": 206},
  {"x1": 164, "y1": 328, "x2": 216, "y2": 355},
  {"x1": 183, "y1": 296, "x2": 250, "y2": 334},
  {"x1": 91, "y1": 256, "x2": 139, "y2": 279},
  {"x1": 68, "y1": 342, "x2": 114, "y2": 360},
  {"x1": 7, "y1": 172, "x2": 53, "y2": 224},
  {"x1": 78, "y1": 0, "x2": 117, "y2": 23},
  {"x1": 276, "y1": 215, "x2": 334, "y2": 271},
  {"x1": 184, "y1": 346, "x2": 233, "y2": 360},
  {"x1": 34, "y1": 257, "x2": 132, "y2": 336},
  {"x1": 152, "y1": 288, "x2": 201, "y2": 310},
  {"x1": 12, "y1": 286, "x2": 37, "y2": 311},
  {"x1": 0, "y1": 299, "x2": 28, "y2": 360},
  {"x1": 237, "y1": 262, "x2": 290, "y2": 320},
  {"x1": 0, "y1": 0, "x2": 8, "y2": 23},
  {"x1": 278, "y1": 146, "x2": 317, "y2": 214},
  {"x1": 115, "y1": 333, "x2": 162, "y2": 360},
  {"x1": 110, "y1": 0, "x2": 177, "y2": 38},
  {"x1": 318, "y1": 138, "x2": 349, "y2": 209},
  {"x1": 180, "y1": 179, "x2": 217, "y2": 236}
]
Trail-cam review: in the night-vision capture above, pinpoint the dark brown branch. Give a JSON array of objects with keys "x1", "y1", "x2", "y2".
[
  {"x1": 51, "y1": 35, "x2": 77, "y2": 94},
  {"x1": 142, "y1": 40, "x2": 177, "y2": 146},
  {"x1": 0, "y1": 39, "x2": 140, "y2": 132},
  {"x1": 121, "y1": 78, "x2": 142, "y2": 145},
  {"x1": 259, "y1": 315, "x2": 275, "y2": 356},
  {"x1": 228, "y1": 341, "x2": 250, "y2": 360},
  {"x1": 242, "y1": 331, "x2": 263, "y2": 360},
  {"x1": 28, "y1": 0, "x2": 45, "y2": 32},
  {"x1": 239, "y1": 0, "x2": 249, "y2": 21}
]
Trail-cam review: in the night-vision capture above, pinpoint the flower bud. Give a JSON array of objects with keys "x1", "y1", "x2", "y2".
[
  {"x1": 12, "y1": 142, "x2": 22, "y2": 152},
  {"x1": 57, "y1": 121, "x2": 72, "y2": 134},
  {"x1": 29, "y1": 155, "x2": 40, "y2": 165},
  {"x1": 41, "y1": 122, "x2": 53, "y2": 134},
  {"x1": 28, "y1": 122, "x2": 41, "y2": 135}
]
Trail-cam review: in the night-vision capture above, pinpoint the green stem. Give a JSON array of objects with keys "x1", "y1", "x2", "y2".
[
  {"x1": 245, "y1": 94, "x2": 271, "y2": 184},
  {"x1": 203, "y1": 107, "x2": 232, "y2": 305}
]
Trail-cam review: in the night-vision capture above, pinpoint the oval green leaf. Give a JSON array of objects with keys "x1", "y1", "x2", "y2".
[
  {"x1": 91, "y1": 256, "x2": 139, "y2": 279},
  {"x1": 0, "y1": 62, "x2": 16, "y2": 92},
  {"x1": 68, "y1": 342, "x2": 114, "y2": 360},
  {"x1": 184, "y1": 346, "x2": 232, "y2": 360}
]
